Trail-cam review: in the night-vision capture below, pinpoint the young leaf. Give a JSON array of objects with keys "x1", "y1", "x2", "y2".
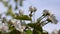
[{"x1": 14, "y1": 15, "x2": 31, "y2": 20}]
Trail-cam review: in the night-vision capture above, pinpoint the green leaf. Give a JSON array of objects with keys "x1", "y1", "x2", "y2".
[
  {"x1": 33, "y1": 30, "x2": 42, "y2": 34},
  {"x1": 27, "y1": 23, "x2": 35, "y2": 28},
  {"x1": 27, "y1": 23, "x2": 43, "y2": 32},
  {"x1": 8, "y1": 29, "x2": 21, "y2": 34},
  {"x1": 26, "y1": 29, "x2": 33, "y2": 34},
  {"x1": 14, "y1": 15, "x2": 31, "y2": 20}
]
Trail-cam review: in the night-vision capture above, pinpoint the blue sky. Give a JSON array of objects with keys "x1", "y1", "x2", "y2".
[{"x1": 0, "y1": 0, "x2": 60, "y2": 33}]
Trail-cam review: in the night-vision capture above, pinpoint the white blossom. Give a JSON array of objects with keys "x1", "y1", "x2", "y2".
[
  {"x1": 47, "y1": 14, "x2": 58, "y2": 24},
  {"x1": 0, "y1": 23, "x2": 9, "y2": 32},
  {"x1": 29, "y1": 6, "x2": 37, "y2": 12},
  {"x1": 43, "y1": 9, "x2": 51, "y2": 16}
]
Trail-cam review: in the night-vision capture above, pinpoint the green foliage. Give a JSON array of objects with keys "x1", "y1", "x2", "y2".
[
  {"x1": 26, "y1": 29, "x2": 33, "y2": 34},
  {"x1": 33, "y1": 29, "x2": 42, "y2": 34},
  {"x1": 8, "y1": 29, "x2": 21, "y2": 34},
  {"x1": 27, "y1": 23, "x2": 35, "y2": 28},
  {"x1": 14, "y1": 15, "x2": 31, "y2": 20},
  {"x1": 0, "y1": 31, "x2": 2, "y2": 34},
  {"x1": 27, "y1": 23, "x2": 43, "y2": 34}
]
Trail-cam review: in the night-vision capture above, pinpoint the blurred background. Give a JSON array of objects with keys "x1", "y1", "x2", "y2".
[{"x1": 0, "y1": 0, "x2": 60, "y2": 34}]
